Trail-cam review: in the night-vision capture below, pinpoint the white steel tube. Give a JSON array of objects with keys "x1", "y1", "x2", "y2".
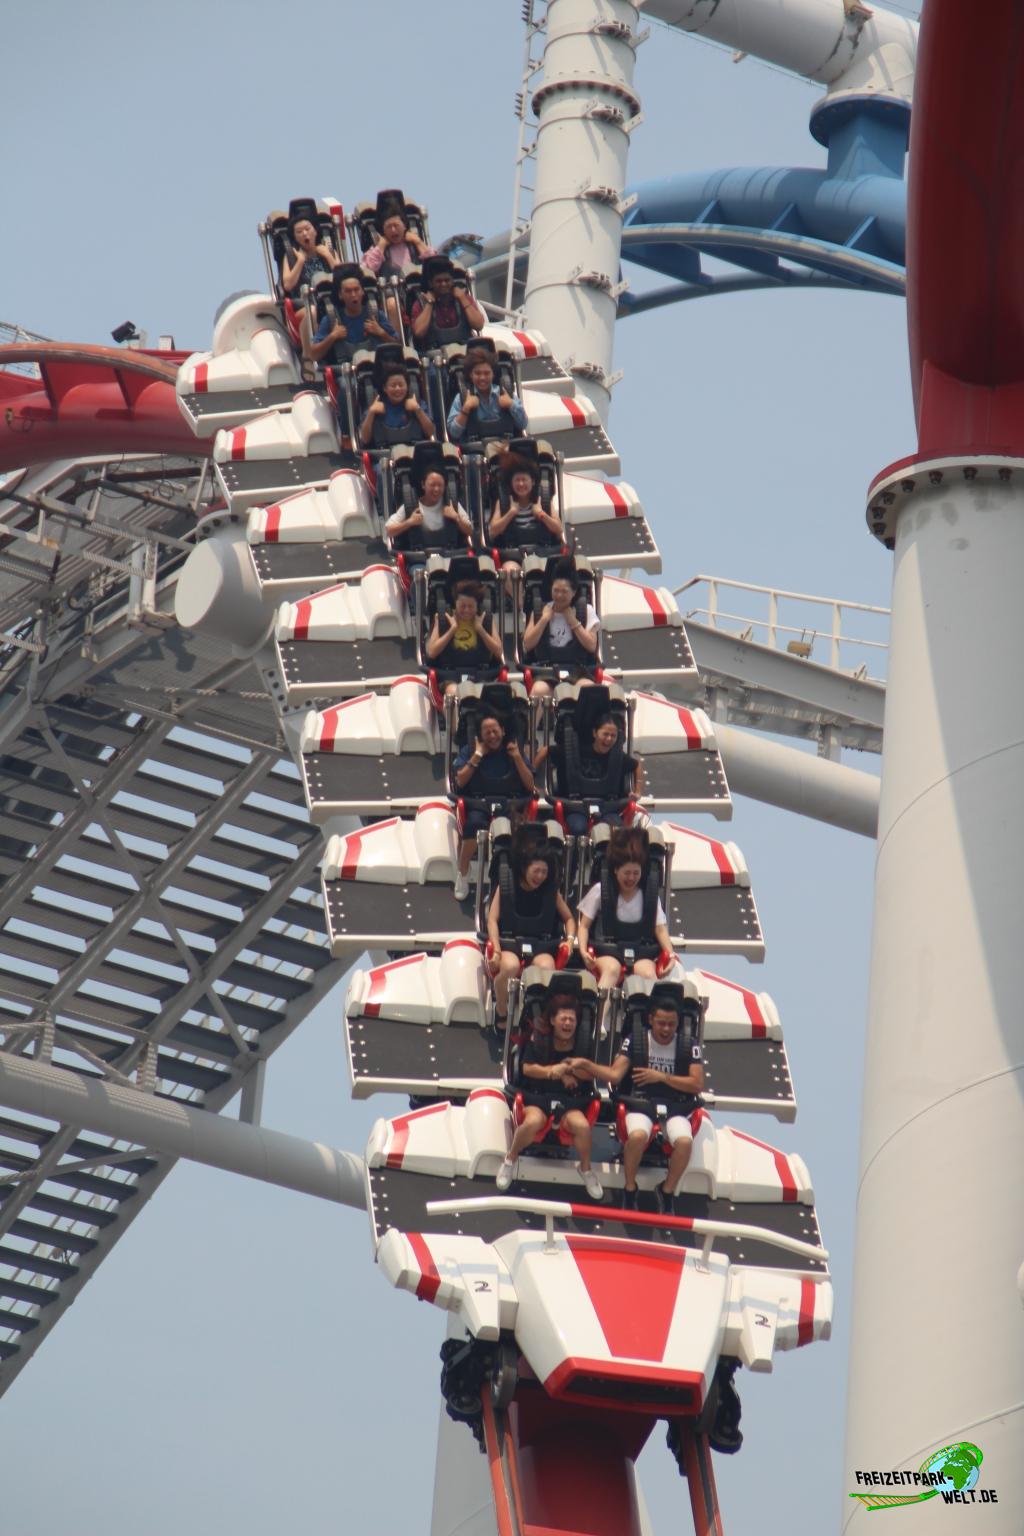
[
  {"x1": 643, "y1": 0, "x2": 916, "y2": 103},
  {"x1": 0, "y1": 1049, "x2": 367, "y2": 1210},
  {"x1": 714, "y1": 722, "x2": 879, "y2": 837},
  {"x1": 523, "y1": 0, "x2": 642, "y2": 422},
  {"x1": 843, "y1": 465, "x2": 1024, "y2": 1528}
]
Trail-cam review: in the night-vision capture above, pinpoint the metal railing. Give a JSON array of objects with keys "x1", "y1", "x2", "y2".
[{"x1": 673, "y1": 574, "x2": 890, "y2": 681}]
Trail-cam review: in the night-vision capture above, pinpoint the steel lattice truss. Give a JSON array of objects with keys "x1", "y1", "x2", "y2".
[{"x1": 0, "y1": 454, "x2": 351, "y2": 1393}]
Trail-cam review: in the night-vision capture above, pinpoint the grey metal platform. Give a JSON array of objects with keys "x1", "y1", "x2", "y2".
[
  {"x1": 250, "y1": 537, "x2": 390, "y2": 597},
  {"x1": 275, "y1": 636, "x2": 422, "y2": 705},
  {"x1": 599, "y1": 625, "x2": 699, "y2": 692},
  {"x1": 669, "y1": 886, "x2": 764, "y2": 960},
  {"x1": 216, "y1": 453, "x2": 354, "y2": 511},
  {"x1": 178, "y1": 384, "x2": 301, "y2": 435},
  {"x1": 302, "y1": 749, "x2": 449, "y2": 820},
  {"x1": 324, "y1": 875, "x2": 476, "y2": 954},
  {"x1": 570, "y1": 514, "x2": 661, "y2": 572},
  {"x1": 346, "y1": 1015, "x2": 504, "y2": 1099}
]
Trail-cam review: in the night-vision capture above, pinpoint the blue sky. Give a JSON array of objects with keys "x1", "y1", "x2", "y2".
[{"x1": 0, "y1": 4, "x2": 915, "y2": 1532}]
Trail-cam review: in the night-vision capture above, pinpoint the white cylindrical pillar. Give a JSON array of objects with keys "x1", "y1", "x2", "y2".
[
  {"x1": 523, "y1": 0, "x2": 642, "y2": 423},
  {"x1": 843, "y1": 458, "x2": 1024, "y2": 1529}
]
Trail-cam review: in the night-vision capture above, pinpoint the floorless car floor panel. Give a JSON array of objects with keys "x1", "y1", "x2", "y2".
[
  {"x1": 250, "y1": 538, "x2": 389, "y2": 592},
  {"x1": 668, "y1": 887, "x2": 764, "y2": 958},
  {"x1": 324, "y1": 879, "x2": 477, "y2": 952},
  {"x1": 570, "y1": 517, "x2": 660, "y2": 569},
  {"x1": 276, "y1": 637, "x2": 421, "y2": 698},
  {"x1": 303, "y1": 751, "x2": 449, "y2": 816},
  {"x1": 347, "y1": 1016, "x2": 504, "y2": 1096},
  {"x1": 368, "y1": 1165, "x2": 828, "y2": 1275}
]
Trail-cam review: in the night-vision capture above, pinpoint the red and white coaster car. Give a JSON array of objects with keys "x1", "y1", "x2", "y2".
[
  {"x1": 367, "y1": 1096, "x2": 812, "y2": 1204},
  {"x1": 247, "y1": 469, "x2": 375, "y2": 545},
  {"x1": 377, "y1": 1222, "x2": 831, "y2": 1396},
  {"x1": 300, "y1": 677, "x2": 437, "y2": 755},
  {"x1": 276, "y1": 565, "x2": 410, "y2": 644},
  {"x1": 661, "y1": 824, "x2": 750, "y2": 889},
  {"x1": 323, "y1": 800, "x2": 457, "y2": 885},
  {"x1": 687, "y1": 969, "x2": 782, "y2": 1042},
  {"x1": 346, "y1": 942, "x2": 488, "y2": 1028},
  {"x1": 560, "y1": 472, "x2": 644, "y2": 527},
  {"x1": 213, "y1": 391, "x2": 339, "y2": 463},
  {"x1": 631, "y1": 694, "x2": 717, "y2": 755},
  {"x1": 599, "y1": 576, "x2": 682, "y2": 632},
  {"x1": 177, "y1": 295, "x2": 299, "y2": 404}
]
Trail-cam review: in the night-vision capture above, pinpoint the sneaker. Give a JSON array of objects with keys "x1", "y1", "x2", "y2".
[
  {"x1": 453, "y1": 872, "x2": 470, "y2": 902},
  {"x1": 621, "y1": 1186, "x2": 639, "y2": 1212},
  {"x1": 495, "y1": 1158, "x2": 515, "y2": 1192},
  {"x1": 577, "y1": 1164, "x2": 604, "y2": 1202}
]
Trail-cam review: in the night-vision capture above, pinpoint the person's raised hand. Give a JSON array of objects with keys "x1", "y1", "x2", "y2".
[
  {"x1": 461, "y1": 392, "x2": 479, "y2": 414},
  {"x1": 497, "y1": 389, "x2": 514, "y2": 409}
]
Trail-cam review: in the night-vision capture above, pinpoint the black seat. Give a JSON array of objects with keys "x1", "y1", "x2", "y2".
[
  {"x1": 549, "y1": 681, "x2": 634, "y2": 818},
  {"x1": 483, "y1": 436, "x2": 566, "y2": 561}
]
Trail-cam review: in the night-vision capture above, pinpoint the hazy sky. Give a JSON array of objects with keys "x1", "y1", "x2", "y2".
[{"x1": 0, "y1": 4, "x2": 916, "y2": 1533}]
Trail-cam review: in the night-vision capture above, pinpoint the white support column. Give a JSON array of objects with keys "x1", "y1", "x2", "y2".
[
  {"x1": 843, "y1": 461, "x2": 1024, "y2": 1528},
  {"x1": 523, "y1": 0, "x2": 643, "y2": 423}
]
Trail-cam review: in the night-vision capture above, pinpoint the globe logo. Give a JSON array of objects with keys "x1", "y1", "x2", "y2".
[{"x1": 919, "y1": 1442, "x2": 983, "y2": 1495}]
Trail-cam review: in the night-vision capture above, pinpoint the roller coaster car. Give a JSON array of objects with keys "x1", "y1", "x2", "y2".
[
  {"x1": 388, "y1": 441, "x2": 468, "y2": 559},
  {"x1": 350, "y1": 189, "x2": 430, "y2": 261},
  {"x1": 547, "y1": 680, "x2": 635, "y2": 820},
  {"x1": 505, "y1": 968, "x2": 601, "y2": 1148},
  {"x1": 367, "y1": 1037, "x2": 830, "y2": 1422},
  {"x1": 487, "y1": 818, "x2": 570, "y2": 972},
  {"x1": 298, "y1": 676, "x2": 449, "y2": 819}
]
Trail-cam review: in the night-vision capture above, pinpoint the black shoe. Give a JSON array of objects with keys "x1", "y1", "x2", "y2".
[
  {"x1": 621, "y1": 1186, "x2": 639, "y2": 1212},
  {"x1": 655, "y1": 1185, "x2": 674, "y2": 1216}
]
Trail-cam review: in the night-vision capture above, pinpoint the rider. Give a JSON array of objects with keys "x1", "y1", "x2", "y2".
[
  {"x1": 425, "y1": 579, "x2": 505, "y2": 699},
  {"x1": 522, "y1": 560, "x2": 600, "y2": 698},
  {"x1": 447, "y1": 349, "x2": 528, "y2": 444},
  {"x1": 606, "y1": 993, "x2": 706, "y2": 1213},
  {"x1": 560, "y1": 712, "x2": 643, "y2": 836},
  {"x1": 486, "y1": 830, "x2": 575, "y2": 1023},
  {"x1": 577, "y1": 828, "x2": 676, "y2": 989},
  {"x1": 410, "y1": 256, "x2": 486, "y2": 351},
  {"x1": 495, "y1": 990, "x2": 604, "y2": 1201},
  {"x1": 450, "y1": 712, "x2": 533, "y2": 901},
  {"x1": 359, "y1": 363, "x2": 435, "y2": 449},
  {"x1": 385, "y1": 464, "x2": 473, "y2": 557},
  {"x1": 488, "y1": 450, "x2": 564, "y2": 593}
]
